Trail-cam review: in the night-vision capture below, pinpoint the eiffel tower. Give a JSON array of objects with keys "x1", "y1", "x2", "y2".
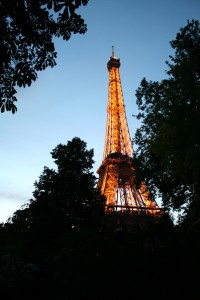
[{"x1": 97, "y1": 48, "x2": 162, "y2": 216}]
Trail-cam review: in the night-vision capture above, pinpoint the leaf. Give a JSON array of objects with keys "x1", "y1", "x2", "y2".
[
  {"x1": 12, "y1": 104, "x2": 17, "y2": 114},
  {"x1": 54, "y1": 3, "x2": 64, "y2": 13},
  {"x1": 1, "y1": 105, "x2": 5, "y2": 113},
  {"x1": 75, "y1": 0, "x2": 81, "y2": 8},
  {"x1": 69, "y1": 4, "x2": 75, "y2": 15},
  {"x1": 47, "y1": 0, "x2": 53, "y2": 10},
  {"x1": 63, "y1": 7, "x2": 69, "y2": 19}
]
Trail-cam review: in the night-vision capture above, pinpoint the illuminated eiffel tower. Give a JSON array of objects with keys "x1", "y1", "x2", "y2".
[{"x1": 97, "y1": 48, "x2": 161, "y2": 216}]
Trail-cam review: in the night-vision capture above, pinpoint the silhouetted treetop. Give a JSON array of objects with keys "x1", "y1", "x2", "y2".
[
  {"x1": 7, "y1": 137, "x2": 97, "y2": 238},
  {"x1": 133, "y1": 19, "x2": 200, "y2": 225}
]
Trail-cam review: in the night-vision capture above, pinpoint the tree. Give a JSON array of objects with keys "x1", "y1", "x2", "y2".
[
  {"x1": 10, "y1": 137, "x2": 98, "y2": 239},
  {"x1": 132, "y1": 20, "x2": 200, "y2": 224},
  {"x1": 0, "y1": 0, "x2": 89, "y2": 113}
]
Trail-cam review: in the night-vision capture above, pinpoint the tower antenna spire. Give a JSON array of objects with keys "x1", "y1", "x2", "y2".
[{"x1": 112, "y1": 45, "x2": 114, "y2": 57}]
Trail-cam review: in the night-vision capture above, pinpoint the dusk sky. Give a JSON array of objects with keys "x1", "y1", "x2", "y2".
[{"x1": 1, "y1": 0, "x2": 200, "y2": 222}]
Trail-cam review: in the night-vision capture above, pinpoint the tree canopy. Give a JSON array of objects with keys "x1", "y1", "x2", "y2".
[
  {"x1": 0, "y1": 0, "x2": 89, "y2": 113},
  {"x1": 132, "y1": 19, "x2": 200, "y2": 225},
  {"x1": 0, "y1": 19, "x2": 199, "y2": 299},
  {"x1": 9, "y1": 137, "x2": 99, "y2": 239}
]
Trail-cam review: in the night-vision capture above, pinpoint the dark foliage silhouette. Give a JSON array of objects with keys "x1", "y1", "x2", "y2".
[
  {"x1": 0, "y1": 0, "x2": 89, "y2": 113},
  {"x1": 7, "y1": 137, "x2": 99, "y2": 241},
  {"x1": 0, "y1": 20, "x2": 199, "y2": 300},
  {"x1": 132, "y1": 19, "x2": 200, "y2": 226}
]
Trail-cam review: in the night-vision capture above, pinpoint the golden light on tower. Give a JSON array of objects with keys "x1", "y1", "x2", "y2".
[{"x1": 97, "y1": 48, "x2": 162, "y2": 216}]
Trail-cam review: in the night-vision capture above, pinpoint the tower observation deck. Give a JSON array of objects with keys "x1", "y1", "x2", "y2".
[{"x1": 97, "y1": 49, "x2": 162, "y2": 216}]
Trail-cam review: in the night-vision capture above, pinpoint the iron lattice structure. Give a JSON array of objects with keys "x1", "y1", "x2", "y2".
[{"x1": 97, "y1": 50, "x2": 161, "y2": 216}]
